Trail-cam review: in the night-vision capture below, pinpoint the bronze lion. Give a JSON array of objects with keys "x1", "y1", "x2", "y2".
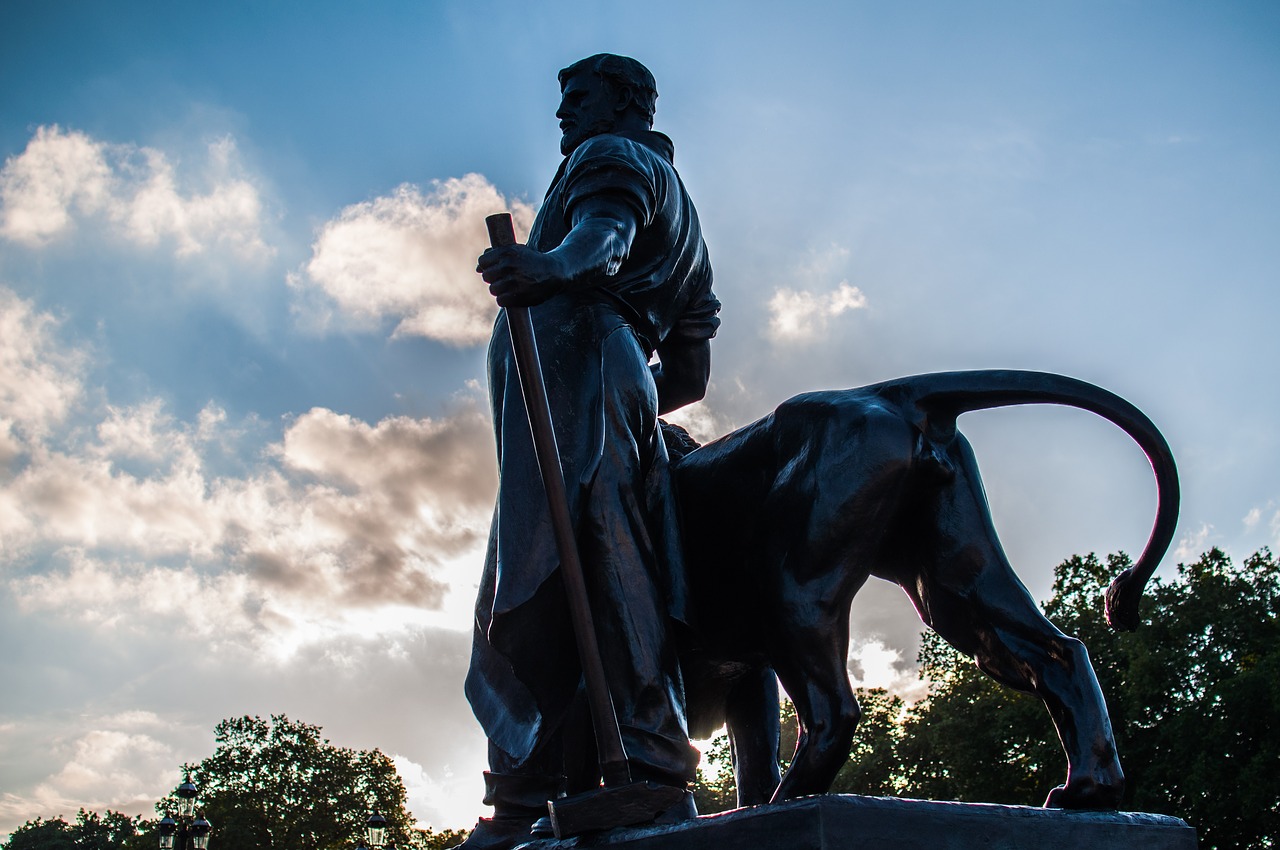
[{"x1": 667, "y1": 370, "x2": 1178, "y2": 810}]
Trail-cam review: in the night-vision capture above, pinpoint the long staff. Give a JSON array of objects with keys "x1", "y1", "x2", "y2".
[{"x1": 485, "y1": 212, "x2": 632, "y2": 789}]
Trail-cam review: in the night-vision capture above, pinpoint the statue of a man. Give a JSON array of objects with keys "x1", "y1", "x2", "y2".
[{"x1": 462, "y1": 54, "x2": 720, "y2": 849}]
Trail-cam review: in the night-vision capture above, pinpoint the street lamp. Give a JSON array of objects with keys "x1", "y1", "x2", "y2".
[
  {"x1": 366, "y1": 813, "x2": 388, "y2": 849},
  {"x1": 159, "y1": 774, "x2": 212, "y2": 850}
]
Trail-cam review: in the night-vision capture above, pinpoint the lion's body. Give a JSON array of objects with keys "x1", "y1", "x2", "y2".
[{"x1": 667, "y1": 370, "x2": 1178, "y2": 809}]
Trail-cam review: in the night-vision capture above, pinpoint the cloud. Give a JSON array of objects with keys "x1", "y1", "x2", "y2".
[
  {"x1": 0, "y1": 722, "x2": 180, "y2": 826},
  {"x1": 0, "y1": 285, "x2": 496, "y2": 642},
  {"x1": 846, "y1": 638, "x2": 925, "y2": 700},
  {"x1": 0, "y1": 288, "x2": 83, "y2": 452},
  {"x1": 391, "y1": 754, "x2": 481, "y2": 833},
  {"x1": 0, "y1": 623, "x2": 489, "y2": 835},
  {"x1": 767, "y1": 281, "x2": 868, "y2": 343},
  {"x1": 1174, "y1": 522, "x2": 1214, "y2": 562},
  {"x1": 0, "y1": 126, "x2": 271, "y2": 261},
  {"x1": 290, "y1": 175, "x2": 535, "y2": 346},
  {"x1": 5, "y1": 404, "x2": 496, "y2": 629},
  {"x1": 1251, "y1": 503, "x2": 1280, "y2": 549},
  {"x1": 660, "y1": 400, "x2": 733, "y2": 446}
]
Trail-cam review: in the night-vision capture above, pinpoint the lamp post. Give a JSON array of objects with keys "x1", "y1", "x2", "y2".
[{"x1": 158, "y1": 774, "x2": 212, "y2": 850}]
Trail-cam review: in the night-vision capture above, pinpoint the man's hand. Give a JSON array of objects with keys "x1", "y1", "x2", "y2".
[
  {"x1": 477, "y1": 197, "x2": 640, "y2": 309},
  {"x1": 477, "y1": 245, "x2": 571, "y2": 308}
]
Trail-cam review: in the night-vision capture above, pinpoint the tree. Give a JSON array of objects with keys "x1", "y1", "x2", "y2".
[
  {"x1": 690, "y1": 731, "x2": 737, "y2": 814},
  {"x1": 826, "y1": 687, "x2": 907, "y2": 797},
  {"x1": 3, "y1": 810, "x2": 142, "y2": 850},
  {"x1": 891, "y1": 614, "x2": 1064, "y2": 807},
  {"x1": 2, "y1": 717, "x2": 469, "y2": 850},
  {"x1": 164, "y1": 715, "x2": 416, "y2": 850}
]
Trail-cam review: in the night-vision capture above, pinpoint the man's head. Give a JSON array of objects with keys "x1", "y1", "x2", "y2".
[{"x1": 556, "y1": 54, "x2": 658, "y2": 155}]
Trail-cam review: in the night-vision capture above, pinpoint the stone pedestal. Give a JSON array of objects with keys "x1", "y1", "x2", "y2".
[{"x1": 520, "y1": 794, "x2": 1196, "y2": 849}]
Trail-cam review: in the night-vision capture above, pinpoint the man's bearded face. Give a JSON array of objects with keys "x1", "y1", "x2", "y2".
[{"x1": 557, "y1": 71, "x2": 619, "y2": 156}]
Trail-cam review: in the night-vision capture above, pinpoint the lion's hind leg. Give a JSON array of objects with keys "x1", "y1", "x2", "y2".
[
  {"x1": 724, "y1": 665, "x2": 783, "y2": 806},
  {"x1": 915, "y1": 555, "x2": 1124, "y2": 809},
  {"x1": 908, "y1": 437, "x2": 1124, "y2": 809}
]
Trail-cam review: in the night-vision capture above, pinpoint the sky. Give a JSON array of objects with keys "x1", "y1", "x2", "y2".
[{"x1": 2, "y1": 0, "x2": 1278, "y2": 837}]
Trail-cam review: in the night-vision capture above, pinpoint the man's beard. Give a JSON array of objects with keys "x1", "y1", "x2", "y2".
[{"x1": 561, "y1": 116, "x2": 618, "y2": 155}]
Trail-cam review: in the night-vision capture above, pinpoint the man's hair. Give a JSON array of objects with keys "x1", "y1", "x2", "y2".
[{"x1": 559, "y1": 54, "x2": 658, "y2": 125}]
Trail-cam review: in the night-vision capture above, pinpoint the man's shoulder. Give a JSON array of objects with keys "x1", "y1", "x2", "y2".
[
  {"x1": 561, "y1": 134, "x2": 666, "y2": 205},
  {"x1": 568, "y1": 133, "x2": 659, "y2": 168}
]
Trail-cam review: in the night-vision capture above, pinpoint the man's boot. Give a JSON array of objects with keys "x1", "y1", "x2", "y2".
[{"x1": 454, "y1": 772, "x2": 564, "y2": 850}]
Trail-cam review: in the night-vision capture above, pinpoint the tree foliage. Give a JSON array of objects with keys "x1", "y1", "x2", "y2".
[
  {"x1": 2, "y1": 716, "x2": 473, "y2": 850},
  {"x1": 164, "y1": 714, "x2": 415, "y2": 850},
  {"x1": 3, "y1": 810, "x2": 143, "y2": 850},
  {"x1": 690, "y1": 548, "x2": 1280, "y2": 850},
  {"x1": 411, "y1": 827, "x2": 470, "y2": 850}
]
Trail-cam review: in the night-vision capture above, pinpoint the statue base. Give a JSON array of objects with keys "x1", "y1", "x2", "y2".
[{"x1": 518, "y1": 794, "x2": 1196, "y2": 849}]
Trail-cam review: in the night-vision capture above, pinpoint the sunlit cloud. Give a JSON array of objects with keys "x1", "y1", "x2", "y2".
[
  {"x1": 659, "y1": 400, "x2": 730, "y2": 446},
  {"x1": 391, "y1": 754, "x2": 479, "y2": 833},
  {"x1": 0, "y1": 286, "x2": 84, "y2": 447},
  {"x1": 0, "y1": 126, "x2": 272, "y2": 261},
  {"x1": 767, "y1": 281, "x2": 868, "y2": 343},
  {"x1": 846, "y1": 638, "x2": 925, "y2": 701},
  {"x1": 290, "y1": 175, "x2": 535, "y2": 346},
  {"x1": 0, "y1": 723, "x2": 178, "y2": 825},
  {"x1": 0, "y1": 286, "x2": 496, "y2": 639}
]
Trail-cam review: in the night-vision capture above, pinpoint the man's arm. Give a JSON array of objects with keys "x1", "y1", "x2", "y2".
[
  {"x1": 651, "y1": 336, "x2": 711, "y2": 415},
  {"x1": 477, "y1": 197, "x2": 639, "y2": 308}
]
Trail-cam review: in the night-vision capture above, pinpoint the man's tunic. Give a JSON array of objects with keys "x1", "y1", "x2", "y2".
[{"x1": 465, "y1": 129, "x2": 719, "y2": 782}]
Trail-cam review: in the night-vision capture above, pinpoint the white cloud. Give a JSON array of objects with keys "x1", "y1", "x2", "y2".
[
  {"x1": 4, "y1": 403, "x2": 497, "y2": 631},
  {"x1": 291, "y1": 175, "x2": 535, "y2": 346},
  {"x1": 660, "y1": 400, "x2": 729, "y2": 446},
  {"x1": 846, "y1": 638, "x2": 925, "y2": 701},
  {"x1": 0, "y1": 126, "x2": 271, "y2": 261},
  {"x1": 1242, "y1": 502, "x2": 1280, "y2": 545},
  {"x1": 767, "y1": 281, "x2": 868, "y2": 343},
  {"x1": 11, "y1": 549, "x2": 263, "y2": 641},
  {"x1": 0, "y1": 126, "x2": 112, "y2": 245},
  {"x1": 0, "y1": 288, "x2": 83, "y2": 445},
  {"x1": 0, "y1": 285, "x2": 497, "y2": 643},
  {"x1": 0, "y1": 726, "x2": 177, "y2": 825},
  {"x1": 1174, "y1": 522, "x2": 1214, "y2": 562},
  {"x1": 0, "y1": 707, "x2": 214, "y2": 832},
  {"x1": 392, "y1": 754, "x2": 484, "y2": 832}
]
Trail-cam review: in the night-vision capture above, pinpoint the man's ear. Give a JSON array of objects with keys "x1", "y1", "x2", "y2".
[{"x1": 610, "y1": 85, "x2": 634, "y2": 115}]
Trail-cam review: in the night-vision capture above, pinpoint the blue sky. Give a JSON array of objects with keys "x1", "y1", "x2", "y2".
[{"x1": 2, "y1": 0, "x2": 1278, "y2": 835}]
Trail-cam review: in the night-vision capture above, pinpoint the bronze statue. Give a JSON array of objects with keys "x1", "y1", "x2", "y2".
[
  {"x1": 465, "y1": 54, "x2": 719, "y2": 850},
  {"x1": 667, "y1": 370, "x2": 1178, "y2": 810},
  {"x1": 462, "y1": 54, "x2": 1182, "y2": 850}
]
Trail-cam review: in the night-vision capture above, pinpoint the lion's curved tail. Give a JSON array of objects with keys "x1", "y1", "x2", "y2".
[{"x1": 880, "y1": 369, "x2": 1179, "y2": 632}]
